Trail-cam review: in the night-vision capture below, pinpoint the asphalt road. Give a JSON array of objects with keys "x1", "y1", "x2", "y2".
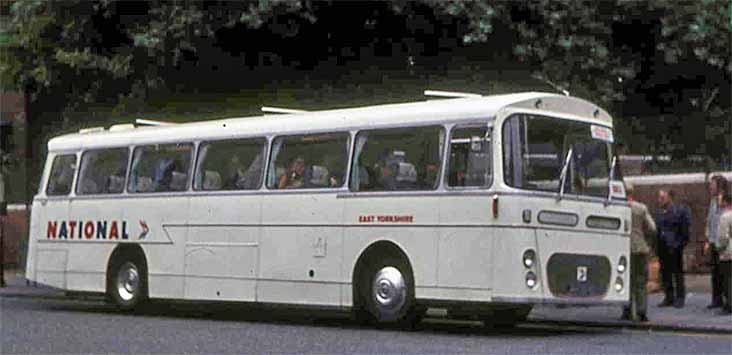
[{"x1": 1, "y1": 296, "x2": 730, "y2": 354}]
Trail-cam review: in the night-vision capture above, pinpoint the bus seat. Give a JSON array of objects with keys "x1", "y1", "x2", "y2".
[
  {"x1": 106, "y1": 175, "x2": 125, "y2": 193},
  {"x1": 137, "y1": 177, "x2": 154, "y2": 192},
  {"x1": 170, "y1": 171, "x2": 188, "y2": 190},
  {"x1": 79, "y1": 178, "x2": 100, "y2": 194},
  {"x1": 309, "y1": 165, "x2": 330, "y2": 187},
  {"x1": 358, "y1": 166, "x2": 370, "y2": 187},
  {"x1": 203, "y1": 170, "x2": 222, "y2": 190},
  {"x1": 394, "y1": 162, "x2": 417, "y2": 183}
]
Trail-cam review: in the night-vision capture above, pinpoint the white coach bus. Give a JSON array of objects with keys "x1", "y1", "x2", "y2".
[{"x1": 26, "y1": 92, "x2": 630, "y2": 325}]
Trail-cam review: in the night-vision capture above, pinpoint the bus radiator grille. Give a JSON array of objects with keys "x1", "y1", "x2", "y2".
[{"x1": 546, "y1": 253, "x2": 611, "y2": 298}]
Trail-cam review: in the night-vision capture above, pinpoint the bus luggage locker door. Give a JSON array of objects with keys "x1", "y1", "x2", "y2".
[
  {"x1": 184, "y1": 194, "x2": 260, "y2": 302},
  {"x1": 259, "y1": 193, "x2": 344, "y2": 306}
]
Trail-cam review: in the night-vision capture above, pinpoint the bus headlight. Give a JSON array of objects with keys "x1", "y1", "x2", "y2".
[
  {"x1": 614, "y1": 277, "x2": 624, "y2": 292},
  {"x1": 526, "y1": 271, "x2": 538, "y2": 289},
  {"x1": 523, "y1": 249, "x2": 536, "y2": 268},
  {"x1": 618, "y1": 256, "x2": 627, "y2": 274}
]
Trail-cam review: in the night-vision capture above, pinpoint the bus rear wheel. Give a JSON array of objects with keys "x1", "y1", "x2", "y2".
[
  {"x1": 107, "y1": 255, "x2": 148, "y2": 311},
  {"x1": 359, "y1": 257, "x2": 416, "y2": 326}
]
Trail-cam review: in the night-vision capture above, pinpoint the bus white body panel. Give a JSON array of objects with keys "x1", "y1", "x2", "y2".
[{"x1": 26, "y1": 92, "x2": 630, "y2": 313}]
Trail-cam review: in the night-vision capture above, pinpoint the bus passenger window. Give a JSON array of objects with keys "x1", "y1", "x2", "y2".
[
  {"x1": 351, "y1": 126, "x2": 443, "y2": 192},
  {"x1": 76, "y1": 148, "x2": 129, "y2": 195},
  {"x1": 128, "y1": 143, "x2": 193, "y2": 193},
  {"x1": 46, "y1": 154, "x2": 77, "y2": 196},
  {"x1": 194, "y1": 138, "x2": 266, "y2": 191},
  {"x1": 266, "y1": 133, "x2": 350, "y2": 190},
  {"x1": 447, "y1": 127, "x2": 492, "y2": 188}
]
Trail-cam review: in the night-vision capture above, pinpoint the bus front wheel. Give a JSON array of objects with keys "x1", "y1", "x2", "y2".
[
  {"x1": 107, "y1": 254, "x2": 148, "y2": 311},
  {"x1": 359, "y1": 256, "x2": 416, "y2": 325}
]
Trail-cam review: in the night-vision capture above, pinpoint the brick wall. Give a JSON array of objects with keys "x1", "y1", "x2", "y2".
[
  {"x1": 1, "y1": 207, "x2": 28, "y2": 268},
  {"x1": 627, "y1": 172, "x2": 732, "y2": 272}
]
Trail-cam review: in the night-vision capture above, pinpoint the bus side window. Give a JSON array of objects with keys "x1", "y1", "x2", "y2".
[
  {"x1": 46, "y1": 154, "x2": 77, "y2": 196},
  {"x1": 128, "y1": 143, "x2": 193, "y2": 193},
  {"x1": 350, "y1": 126, "x2": 443, "y2": 192},
  {"x1": 266, "y1": 133, "x2": 350, "y2": 190},
  {"x1": 194, "y1": 138, "x2": 266, "y2": 191},
  {"x1": 447, "y1": 126, "x2": 492, "y2": 188},
  {"x1": 76, "y1": 148, "x2": 129, "y2": 195}
]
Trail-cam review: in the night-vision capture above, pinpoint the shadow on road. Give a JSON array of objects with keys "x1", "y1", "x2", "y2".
[{"x1": 31, "y1": 296, "x2": 613, "y2": 338}]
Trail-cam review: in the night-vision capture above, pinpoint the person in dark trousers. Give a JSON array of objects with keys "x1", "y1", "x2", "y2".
[
  {"x1": 655, "y1": 189, "x2": 691, "y2": 308},
  {"x1": 704, "y1": 175, "x2": 728, "y2": 309},
  {"x1": 716, "y1": 192, "x2": 732, "y2": 315},
  {"x1": 622, "y1": 182, "x2": 657, "y2": 322}
]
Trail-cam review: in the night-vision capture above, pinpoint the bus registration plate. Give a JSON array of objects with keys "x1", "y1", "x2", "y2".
[{"x1": 577, "y1": 266, "x2": 588, "y2": 283}]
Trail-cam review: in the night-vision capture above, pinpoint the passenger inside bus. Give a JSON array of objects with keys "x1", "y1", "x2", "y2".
[
  {"x1": 278, "y1": 156, "x2": 306, "y2": 189},
  {"x1": 227, "y1": 153, "x2": 264, "y2": 189},
  {"x1": 79, "y1": 154, "x2": 101, "y2": 194},
  {"x1": 375, "y1": 150, "x2": 418, "y2": 190}
]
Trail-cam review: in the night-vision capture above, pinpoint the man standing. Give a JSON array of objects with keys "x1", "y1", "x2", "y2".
[
  {"x1": 704, "y1": 175, "x2": 728, "y2": 309},
  {"x1": 655, "y1": 189, "x2": 691, "y2": 308},
  {"x1": 622, "y1": 182, "x2": 657, "y2": 321},
  {"x1": 716, "y1": 192, "x2": 732, "y2": 315}
]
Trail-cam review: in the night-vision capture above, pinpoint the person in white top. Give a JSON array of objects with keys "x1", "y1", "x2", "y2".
[{"x1": 716, "y1": 192, "x2": 732, "y2": 315}]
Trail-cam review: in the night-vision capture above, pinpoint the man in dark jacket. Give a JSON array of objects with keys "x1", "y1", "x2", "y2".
[{"x1": 655, "y1": 189, "x2": 691, "y2": 308}]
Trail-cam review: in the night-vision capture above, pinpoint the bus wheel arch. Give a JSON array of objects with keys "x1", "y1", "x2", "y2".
[
  {"x1": 352, "y1": 240, "x2": 419, "y2": 325},
  {"x1": 106, "y1": 244, "x2": 149, "y2": 311}
]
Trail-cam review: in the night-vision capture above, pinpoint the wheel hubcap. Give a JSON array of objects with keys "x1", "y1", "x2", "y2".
[
  {"x1": 372, "y1": 266, "x2": 407, "y2": 320},
  {"x1": 116, "y1": 262, "x2": 139, "y2": 302}
]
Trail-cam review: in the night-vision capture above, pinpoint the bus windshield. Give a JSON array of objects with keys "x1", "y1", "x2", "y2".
[{"x1": 503, "y1": 114, "x2": 614, "y2": 198}]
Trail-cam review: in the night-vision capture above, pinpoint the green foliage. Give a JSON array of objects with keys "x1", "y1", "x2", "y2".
[
  {"x1": 432, "y1": 0, "x2": 730, "y2": 110},
  {"x1": 0, "y1": 0, "x2": 729, "y2": 160}
]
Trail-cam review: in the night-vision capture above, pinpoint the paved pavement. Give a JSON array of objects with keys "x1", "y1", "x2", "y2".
[
  {"x1": 531, "y1": 292, "x2": 732, "y2": 333},
  {"x1": 3, "y1": 295, "x2": 731, "y2": 354}
]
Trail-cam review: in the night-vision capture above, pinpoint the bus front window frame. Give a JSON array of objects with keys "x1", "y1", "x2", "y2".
[{"x1": 502, "y1": 113, "x2": 616, "y2": 201}]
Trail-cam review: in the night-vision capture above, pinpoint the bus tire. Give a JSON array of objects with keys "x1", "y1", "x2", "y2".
[
  {"x1": 482, "y1": 305, "x2": 533, "y2": 328},
  {"x1": 107, "y1": 252, "x2": 148, "y2": 311},
  {"x1": 359, "y1": 255, "x2": 416, "y2": 326}
]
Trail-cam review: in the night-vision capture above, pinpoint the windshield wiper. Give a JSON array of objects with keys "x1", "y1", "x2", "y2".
[
  {"x1": 557, "y1": 147, "x2": 573, "y2": 201},
  {"x1": 606, "y1": 155, "x2": 617, "y2": 206}
]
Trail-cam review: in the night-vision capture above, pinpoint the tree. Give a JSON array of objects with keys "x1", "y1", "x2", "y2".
[{"x1": 442, "y1": 0, "x2": 730, "y2": 158}]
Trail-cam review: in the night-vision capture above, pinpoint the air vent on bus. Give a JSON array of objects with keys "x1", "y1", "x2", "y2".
[
  {"x1": 108, "y1": 124, "x2": 136, "y2": 132},
  {"x1": 261, "y1": 107, "x2": 308, "y2": 114},
  {"x1": 78, "y1": 127, "x2": 105, "y2": 134},
  {"x1": 423, "y1": 90, "x2": 482, "y2": 99}
]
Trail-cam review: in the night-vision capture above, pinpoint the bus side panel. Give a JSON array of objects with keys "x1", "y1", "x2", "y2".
[
  {"x1": 184, "y1": 194, "x2": 261, "y2": 302},
  {"x1": 342, "y1": 196, "x2": 440, "y2": 306},
  {"x1": 124, "y1": 196, "x2": 190, "y2": 299},
  {"x1": 64, "y1": 197, "x2": 127, "y2": 293},
  {"x1": 25, "y1": 199, "x2": 42, "y2": 282},
  {"x1": 258, "y1": 193, "x2": 344, "y2": 306},
  {"x1": 31, "y1": 197, "x2": 71, "y2": 289},
  {"x1": 436, "y1": 195, "x2": 495, "y2": 297},
  {"x1": 490, "y1": 227, "x2": 543, "y2": 301},
  {"x1": 63, "y1": 244, "x2": 115, "y2": 292}
]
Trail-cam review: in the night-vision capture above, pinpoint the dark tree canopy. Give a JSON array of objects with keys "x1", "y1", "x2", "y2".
[{"x1": 1, "y1": 0, "x2": 730, "y2": 160}]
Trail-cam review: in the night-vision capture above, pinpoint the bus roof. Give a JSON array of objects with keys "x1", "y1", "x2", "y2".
[{"x1": 48, "y1": 92, "x2": 612, "y2": 151}]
